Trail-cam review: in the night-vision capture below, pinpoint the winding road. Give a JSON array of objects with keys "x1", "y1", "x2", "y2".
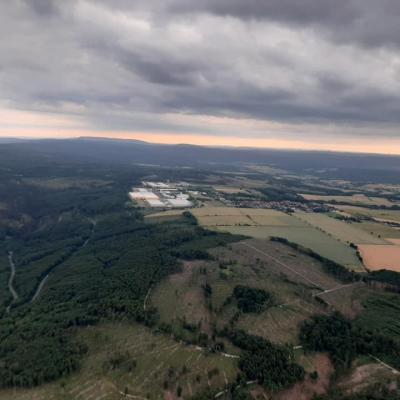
[{"x1": 6, "y1": 251, "x2": 18, "y2": 313}]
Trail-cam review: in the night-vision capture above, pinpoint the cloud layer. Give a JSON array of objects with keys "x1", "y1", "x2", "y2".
[{"x1": 1, "y1": 0, "x2": 400, "y2": 149}]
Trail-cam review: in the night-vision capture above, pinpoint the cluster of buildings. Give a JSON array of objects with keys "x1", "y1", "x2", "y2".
[
  {"x1": 220, "y1": 197, "x2": 332, "y2": 213},
  {"x1": 129, "y1": 181, "x2": 193, "y2": 208}
]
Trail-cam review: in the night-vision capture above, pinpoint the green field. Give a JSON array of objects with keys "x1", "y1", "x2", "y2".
[
  {"x1": 211, "y1": 225, "x2": 363, "y2": 270},
  {"x1": 192, "y1": 207, "x2": 363, "y2": 269},
  {"x1": 294, "y1": 212, "x2": 387, "y2": 245},
  {"x1": 355, "y1": 221, "x2": 400, "y2": 239},
  {"x1": 335, "y1": 206, "x2": 400, "y2": 223}
]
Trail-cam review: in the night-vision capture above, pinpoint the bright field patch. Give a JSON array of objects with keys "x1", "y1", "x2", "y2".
[
  {"x1": 358, "y1": 244, "x2": 400, "y2": 272},
  {"x1": 294, "y1": 212, "x2": 386, "y2": 245},
  {"x1": 191, "y1": 207, "x2": 291, "y2": 227},
  {"x1": 192, "y1": 208, "x2": 363, "y2": 269},
  {"x1": 191, "y1": 207, "x2": 291, "y2": 226}
]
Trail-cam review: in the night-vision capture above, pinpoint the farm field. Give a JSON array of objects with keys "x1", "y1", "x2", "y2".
[
  {"x1": 333, "y1": 206, "x2": 400, "y2": 223},
  {"x1": 0, "y1": 322, "x2": 237, "y2": 400},
  {"x1": 192, "y1": 207, "x2": 363, "y2": 269},
  {"x1": 300, "y1": 193, "x2": 396, "y2": 207},
  {"x1": 191, "y1": 207, "x2": 299, "y2": 227},
  {"x1": 357, "y1": 244, "x2": 400, "y2": 272},
  {"x1": 294, "y1": 212, "x2": 387, "y2": 245},
  {"x1": 354, "y1": 221, "x2": 400, "y2": 239},
  {"x1": 387, "y1": 238, "x2": 400, "y2": 245},
  {"x1": 211, "y1": 225, "x2": 363, "y2": 270}
]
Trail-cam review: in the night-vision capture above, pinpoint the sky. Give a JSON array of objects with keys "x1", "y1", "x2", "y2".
[{"x1": 1, "y1": 0, "x2": 400, "y2": 154}]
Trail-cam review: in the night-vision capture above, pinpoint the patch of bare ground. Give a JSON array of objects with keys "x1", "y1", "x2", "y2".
[
  {"x1": 152, "y1": 260, "x2": 212, "y2": 335},
  {"x1": 250, "y1": 386, "x2": 269, "y2": 399},
  {"x1": 169, "y1": 260, "x2": 204, "y2": 284},
  {"x1": 338, "y1": 362, "x2": 398, "y2": 395},
  {"x1": 164, "y1": 389, "x2": 178, "y2": 400},
  {"x1": 183, "y1": 286, "x2": 212, "y2": 336}
]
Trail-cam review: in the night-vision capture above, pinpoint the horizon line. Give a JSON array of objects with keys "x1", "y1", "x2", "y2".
[{"x1": 2, "y1": 133, "x2": 400, "y2": 157}]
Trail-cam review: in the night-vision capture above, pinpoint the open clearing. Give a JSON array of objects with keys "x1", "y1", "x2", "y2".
[
  {"x1": 358, "y1": 244, "x2": 400, "y2": 272},
  {"x1": 209, "y1": 239, "x2": 363, "y2": 343},
  {"x1": 294, "y1": 212, "x2": 387, "y2": 245},
  {"x1": 300, "y1": 194, "x2": 396, "y2": 207},
  {"x1": 0, "y1": 322, "x2": 237, "y2": 400},
  {"x1": 338, "y1": 361, "x2": 398, "y2": 395},
  {"x1": 150, "y1": 260, "x2": 213, "y2": 337},
  {"x1": 152, "y1": 237, "x2": 362, "y2": 346}
]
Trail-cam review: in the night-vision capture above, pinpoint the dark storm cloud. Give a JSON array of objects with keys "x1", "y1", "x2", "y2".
[
  {"x1": 167, "y1": 0, "x2": 400, "y2": 49},
  {"x1": 1, "y1": 0, "x2": 400, "y2": 138},
  {"x1": 23, "y1": 0, "x2": 59, "y2": 16}
]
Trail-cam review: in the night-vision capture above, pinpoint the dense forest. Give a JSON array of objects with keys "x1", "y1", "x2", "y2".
[
  {"x1": 233, "y1": 285, "x2": 273, "y2": 313},
  {"x1": 227, "y1": 330, "x2": 305, "y2": 390}
]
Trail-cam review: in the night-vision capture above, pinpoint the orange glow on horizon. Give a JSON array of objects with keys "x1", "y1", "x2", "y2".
[{"x1": 2, "y1": 130, "x2": 400, "y2": 155}]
